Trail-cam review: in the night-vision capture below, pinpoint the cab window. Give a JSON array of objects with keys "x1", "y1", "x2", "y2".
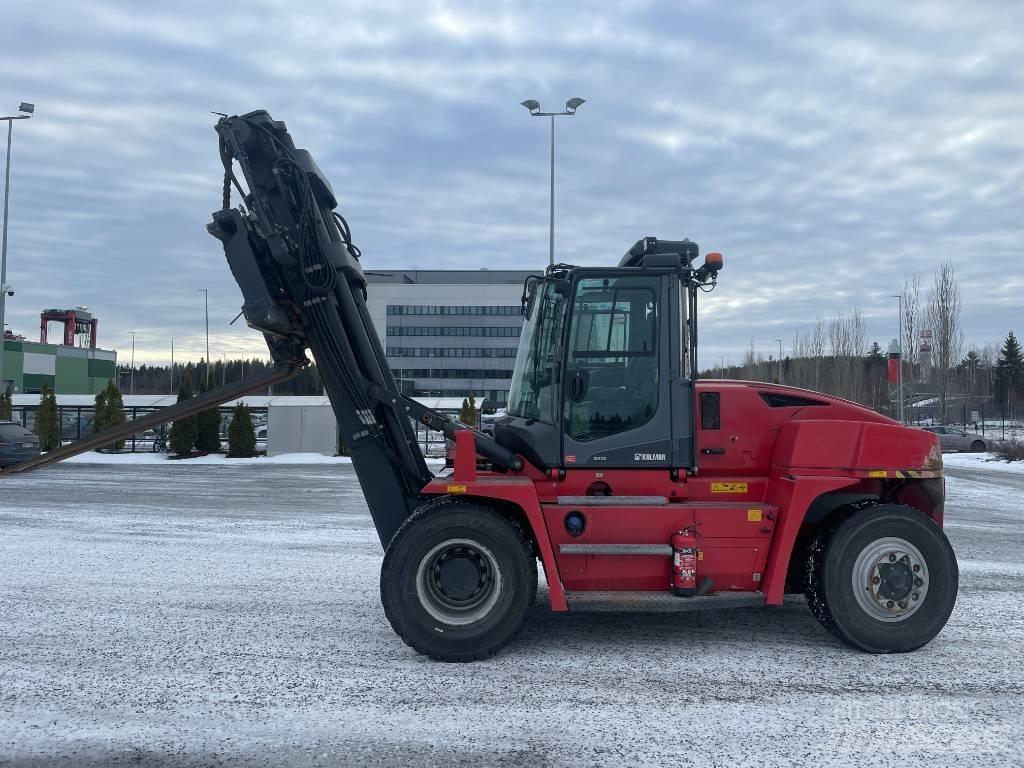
[{"x1": 564, "y1": 276, "x2": 659, "y2": 441}]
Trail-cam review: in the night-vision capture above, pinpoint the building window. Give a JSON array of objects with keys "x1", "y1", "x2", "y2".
[
  {"x1": 386, "y1": 326, "x2": 522, "y2": 338},
  {"x1": 386, "y1": 305, "x2": 520, "y2": 317},
  {"x1": 386, "y1": 347, "x2": 519, "y2": 359}
]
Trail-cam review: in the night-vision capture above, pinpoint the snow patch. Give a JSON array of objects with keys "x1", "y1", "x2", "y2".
[{"x1": 942, "y1": 452, "x2": 1024, "y2": 473}]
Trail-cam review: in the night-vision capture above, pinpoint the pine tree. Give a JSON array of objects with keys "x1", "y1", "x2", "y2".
[
  {"x1": 0, "y1": 385, "x2": 11, "y2": 421},
  {"x1": 36, "y1": 382, "x2": 60, "y2": 452},
  {"x1": 195, "y1": 377, "x2": 223, "y2": 453},
  {"x1": 92, "y1": 385, "x2": 109, "y2": 434},
  {"x1": 169, "y1": 378, "x2": 198, "y2": 457},
  {"x1": 104, "y1": 379, "x2": 126, "y2": 451},
  {"x1": 459, "y1": 392, "x2": 478, "y2": 428},
  {"x1": 994, "y1": 331, "x2": 1024, "y2": 409},
  {"x1": 867, "y1": 342, "x2": 884, "y2": 360},
  {"x1": 228, "y1": 403, "x2": 257, "y2": 458}
]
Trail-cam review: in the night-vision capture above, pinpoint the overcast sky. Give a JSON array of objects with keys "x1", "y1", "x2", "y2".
[{"x1": 3, "y1": 1, "x2": 1022, "y2": 369}]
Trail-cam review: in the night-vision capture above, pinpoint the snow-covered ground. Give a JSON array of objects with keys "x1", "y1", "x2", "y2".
[
  {"x1": 1, "y1": 460, "x2": 1021, "y2": 766},
  {"x1": 943, "y1": 451, "x2": 1024, "y2": 473}
]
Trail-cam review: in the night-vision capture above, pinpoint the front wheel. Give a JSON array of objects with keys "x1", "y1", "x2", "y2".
[
  {"x1": 970, "y1": 440, "x2": 986, "y2": 453},
  {"x1": 381, "y1": 503, "x2": 537, "y2": 662},
  {"x1": 805, "y1": 504, "x2": 958, "y2": 653}
]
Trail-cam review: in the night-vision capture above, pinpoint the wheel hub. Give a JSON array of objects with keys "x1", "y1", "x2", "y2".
[
  {"x1": 853, "y1": 537, "x2": 929, "y2": 622},
  {"x1": 415, "y1": 538, "x2": 503, "y2": 626},
  {"x1": 434, "y1": 547, "x2": 490, "y2": 602}
]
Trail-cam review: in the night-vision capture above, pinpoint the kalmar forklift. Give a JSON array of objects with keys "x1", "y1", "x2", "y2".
[{"x1": 3, "y1": 111, "x2": 957, "y2": 661}]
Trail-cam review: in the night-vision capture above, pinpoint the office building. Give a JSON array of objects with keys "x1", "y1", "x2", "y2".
[{"x1": 366, "y1": 270, "x2": 539, "y2": 407}]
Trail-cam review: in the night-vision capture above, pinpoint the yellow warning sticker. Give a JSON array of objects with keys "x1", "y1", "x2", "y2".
[
  {"x1": 747, "y1": 509, "x2": 762, "y2": 522},
  {"x1": 446, "y1": 485, "x2": 467, "y2": 493},
  {"x1": 711, "y1": 482, "x2": 748, "y2": 494},
  {"x1": 698, "y1": 550, "x2": 704, "y2": 561},
  {"x1": 868, "y1": 470, "x2": 888, "y2": 478}
]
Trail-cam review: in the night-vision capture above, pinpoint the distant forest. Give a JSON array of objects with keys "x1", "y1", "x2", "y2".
[{"x1": 120, "y1": 358, "x2": 325, "y2": 396}]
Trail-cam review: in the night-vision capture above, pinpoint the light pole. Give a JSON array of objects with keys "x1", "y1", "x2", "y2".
[
  {"x1": 775, "y1": 339, "x2": 783, "y2": 384},
  {"x1": 128, "y1": 331, "x2": 136, "y2": 395},
  {"x1": 893, "y1": 293, "x2": 904, "y2": 424},
  {"x1": 0, "y1": 102, "x2": 34, "y2": 395},
  {"x1": 198, "y1": 288, "x2": 210, "y2": 386},
  {"x1": 520, "y1": 97, "x2": 585, "y2": 267}
]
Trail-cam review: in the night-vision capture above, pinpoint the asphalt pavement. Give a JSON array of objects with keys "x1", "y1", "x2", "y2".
[{"x1": 1, "y1": 460, "x2": 1021, "y2": 767}]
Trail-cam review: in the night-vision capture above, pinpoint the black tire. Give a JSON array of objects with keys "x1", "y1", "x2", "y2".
[
  {"x1": 970, "y1": 440, "x2": 986, "y2": 453},
  {"x1": 805, "y1": 504, "x2": 958, "y2": 653},
  {"x1": 380, "y1": 503, "x2": 537, "y2": 662}
]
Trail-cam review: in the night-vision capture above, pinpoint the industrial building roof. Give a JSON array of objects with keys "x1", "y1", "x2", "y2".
[{"x1": 366, "y1": 269, "x2": 536, "y2": 285}]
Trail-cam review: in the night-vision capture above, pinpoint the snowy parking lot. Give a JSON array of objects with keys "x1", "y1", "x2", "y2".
[{"x1": 1, "y1": 455, "x2": 1022, "y2": 767}]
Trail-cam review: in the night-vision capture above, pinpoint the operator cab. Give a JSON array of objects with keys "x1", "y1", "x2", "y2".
[{"x1": 496, "y1": 237, "x2": 721, "y2": 472}]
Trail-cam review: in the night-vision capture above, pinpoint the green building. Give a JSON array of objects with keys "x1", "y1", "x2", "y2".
[{"x1": 1, "y1": 339, "x2": 117, "y2": 395}]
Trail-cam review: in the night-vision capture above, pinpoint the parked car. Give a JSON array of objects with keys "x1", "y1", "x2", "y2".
[
  {"x1": 921, "y1": 425, "x2": 988, "y2": 452},
  {"x1": 0, "y1": 421, "x2": 41, "y2": 467}
]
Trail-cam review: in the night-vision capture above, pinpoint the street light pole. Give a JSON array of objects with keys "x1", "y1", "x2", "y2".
[
  {"x1": 198, "y1": 288, "x2": 210, "y2": 386},
  {"x1": 520, "y1": 98, "x2": 585, "y2": 267},
  {"x1": 0, "y1": 103, "x2": 34, "y2": 396},
  {"x1": 129, "y1": 331, "x2": 136, "y2": 395},
  {"x1": 893, "y1": 293, "x2": 904, "y2": 424}
]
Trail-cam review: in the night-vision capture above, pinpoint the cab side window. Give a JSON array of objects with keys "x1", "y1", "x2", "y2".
[
  {"x1": 700, "y1": 391, "x2": 721, "y2": 430},
  {"x1": 564, "y1": 276, "x2": 660, "y2": 442}
]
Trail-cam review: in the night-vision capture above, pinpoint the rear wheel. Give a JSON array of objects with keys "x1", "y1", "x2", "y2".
[
  {"x1": 970, "y1": 440, "x2": 986, "y2": 452},
  {"x1": 381, "y1": 503, "x2": 536, "y2": 662},
  {"x1": 805, "y1": 504, "x2": 958, "y2": 653}
]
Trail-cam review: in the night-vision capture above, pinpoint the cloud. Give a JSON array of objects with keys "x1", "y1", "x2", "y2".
[{"x1": 1, "y1": 0, "x2": 1021, "y2": 370}]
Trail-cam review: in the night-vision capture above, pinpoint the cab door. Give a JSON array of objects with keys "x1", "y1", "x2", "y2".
[{"x1": 560, "y1": 273, "x2": 673, "y2": 468}]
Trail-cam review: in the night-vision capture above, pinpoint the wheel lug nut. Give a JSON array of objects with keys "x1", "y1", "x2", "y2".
[
  {"x1": 912, "y1": 593, "x2": 919, "y2": 601},
  {"x1": 887, "y1": 600, "x2": 895, "y2": 608},
  {"x1": 914, "y1": 577, "x2": 923, "y2": 587},
  {"x1": 889, "y1": 554, "x2": 896, "y2": 562},
  {"x1": 872, "y1": 576, "x2": 880, "y2": 585},
  {"x1": 912, "y1": 564, "x2": 920, "y2": 572}
]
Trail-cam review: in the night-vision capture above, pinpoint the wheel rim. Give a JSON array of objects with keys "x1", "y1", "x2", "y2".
[
  {"x1": 415, "y1": 538, "x2": 503, "y2": 626},
  {"x1": 852, "y1": 536, "x2": 929, "y2": 622}
]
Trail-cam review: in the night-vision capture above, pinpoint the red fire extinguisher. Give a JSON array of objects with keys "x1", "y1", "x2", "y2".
[{"x1": 671, "y1": 527, "x2": 698, "y2": 597}]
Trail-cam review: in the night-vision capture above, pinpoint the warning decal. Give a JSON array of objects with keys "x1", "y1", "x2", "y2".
[{"x1": 711, "y1": 482, "x2": 748, "y2": 494}]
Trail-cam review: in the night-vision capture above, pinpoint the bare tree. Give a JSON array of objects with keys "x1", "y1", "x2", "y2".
[
  {"x1": 902, "y1": 274, "x2": 921, "y2": 376},
  {"x1": 927, "y1": 261, "x2": 962, "y2": 423}
]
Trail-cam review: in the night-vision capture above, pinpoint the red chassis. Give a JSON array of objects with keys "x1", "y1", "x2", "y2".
[{"x1": 422, "y1": 380, "x2": 943, "y2": 612}]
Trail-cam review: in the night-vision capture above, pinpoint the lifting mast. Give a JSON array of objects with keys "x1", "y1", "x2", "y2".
[{"x1": 3, "y1": 110, "x2": 519, "y2": 546}]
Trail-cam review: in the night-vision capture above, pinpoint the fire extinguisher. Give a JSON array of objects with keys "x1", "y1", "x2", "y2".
[{"x1": 671, "y1": 527, "x2": 698, "y2": 597}]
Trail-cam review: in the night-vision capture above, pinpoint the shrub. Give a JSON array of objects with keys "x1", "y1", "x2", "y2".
[
  {"x1": 459, "y1": 393, "x2": 478, "y2": 428},
  {"x1": 992, "y1": 441, "x2": 1024, "y2": 463},
  {"x1": 169, "y1": 379, "x2": 198, "y2": 457},
  {"x1": 36, "y1": 382, "x2": 60, "y2": 452},
  {"x1": 0, "y1": 386, "x2": 12, "y2": 421},
  {"x1": 228, "y1": 403, "x2": 257, "y2": 458},
  {"x1": 195, "y1": 378, "x2": 223, "y2": 453},
  {"x1": 92, "y1": 386, "x2": 108, "y2": 434},
  {"x1": 103, "y1": 379, "x2": 126, "y2": 451}
]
